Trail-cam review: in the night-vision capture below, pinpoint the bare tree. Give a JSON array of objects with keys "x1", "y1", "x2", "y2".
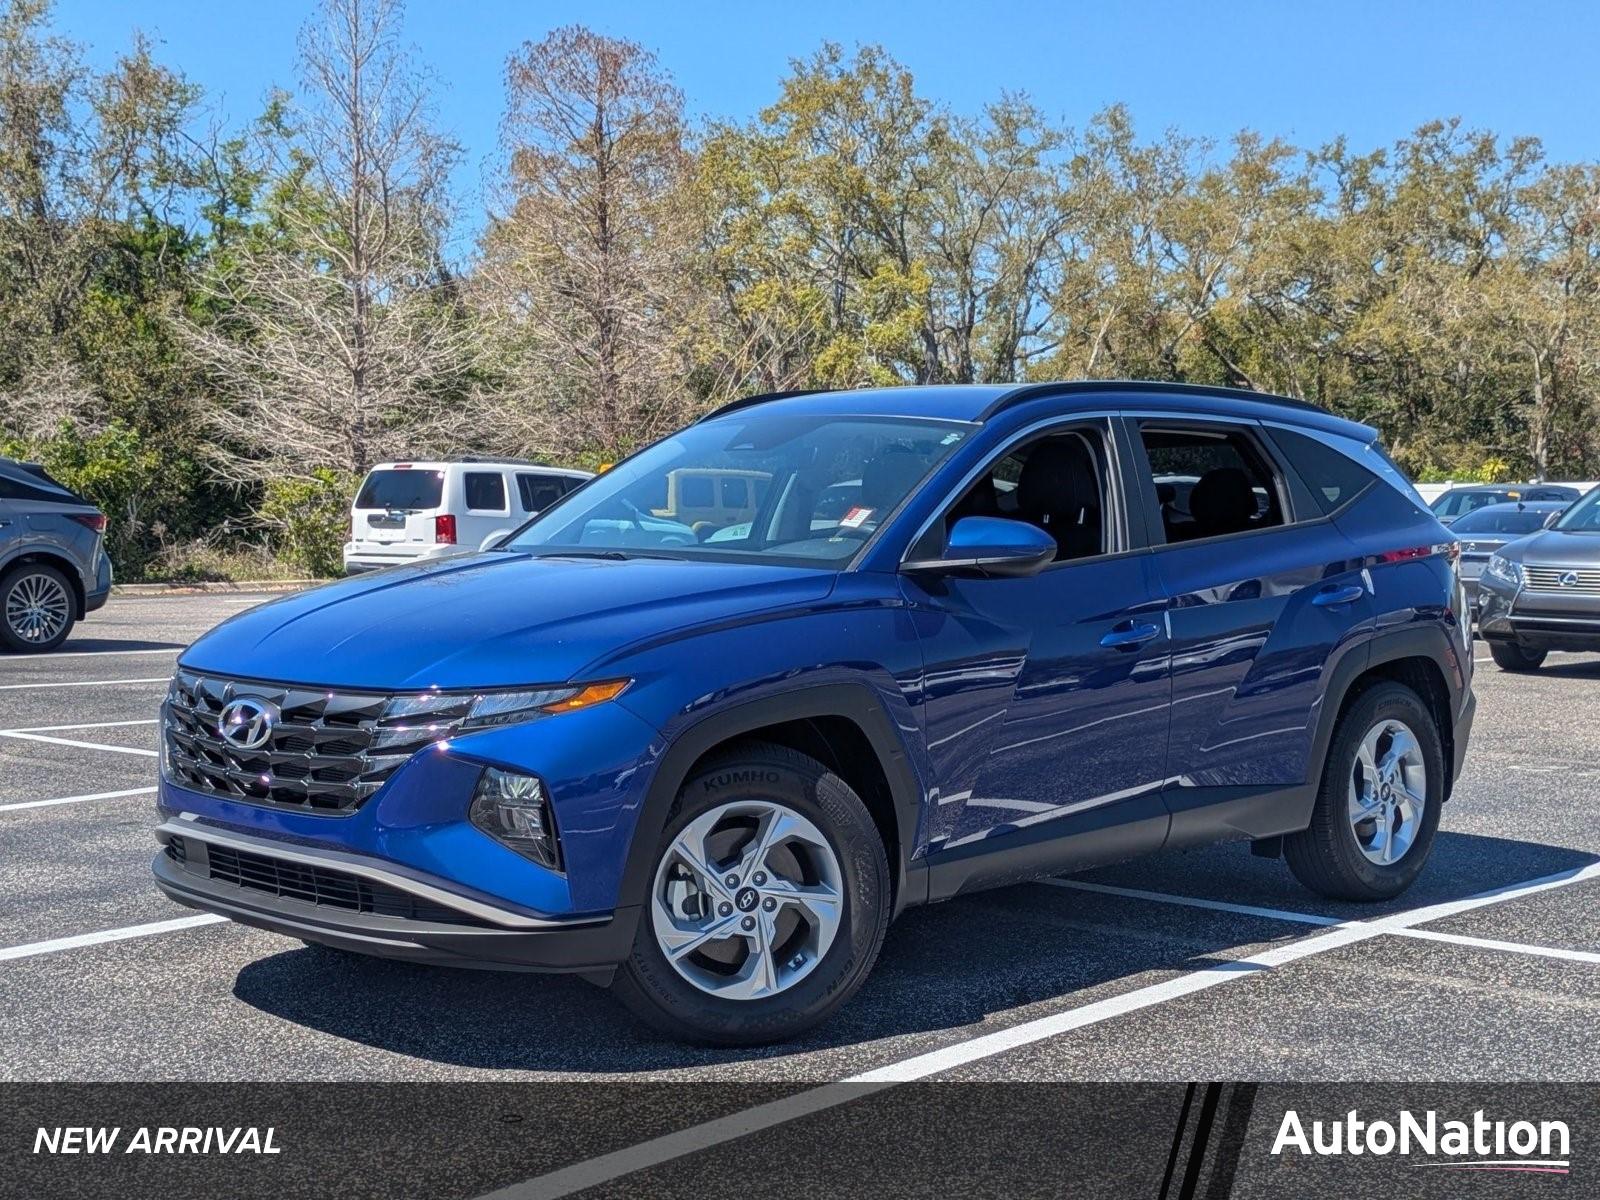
[
  {"x1": 183, "y1": 0, "x2": 475, "y2": 481},
  {"x1": 481, "y1": 26, "x2": 695, "y2": 461}
]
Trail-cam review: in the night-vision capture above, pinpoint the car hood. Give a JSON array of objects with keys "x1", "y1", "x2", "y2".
[
  {"x1": 1500, "y1": 529, "x2": 1600, "y2": 565},
  {"x1": 181, "y1": 552, "x2": 839, "y2": 690}
]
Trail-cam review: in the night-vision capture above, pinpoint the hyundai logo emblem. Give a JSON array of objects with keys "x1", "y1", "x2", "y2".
[
  {"x1": 217, "y1": 696, "x2": 278, "y2": 750},
  {"x1": 1560, "y1": 570, "x2": 1581, "y2": 588}
]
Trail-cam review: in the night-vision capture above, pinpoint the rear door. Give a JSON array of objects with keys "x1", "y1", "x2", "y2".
[
  {"x1": 1125, "y1": 414, "x2": 1374, "y2": 842},
  {"x1": 352, "y1": 466, "x2": 447, "y2": 551}
]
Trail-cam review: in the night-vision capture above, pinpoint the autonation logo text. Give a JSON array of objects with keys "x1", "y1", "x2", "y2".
[{"x1": 1272, "y1": 1109, "x2": 1571, "y2": 1174}]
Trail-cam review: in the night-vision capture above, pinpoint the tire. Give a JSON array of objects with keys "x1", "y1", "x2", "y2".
[
  {"x1": 611, "y1": 741, "x2": 890, "y2": 1045},
  {"x1": 1489, "y1": 641, "x2": 1546, "y2": 672},
  {"x1": 0, "y1": 563, "x2": 77, "y2": 652},
  {"x1": 1285, "y1": 682, "x2": 1444, "y2": 902}
]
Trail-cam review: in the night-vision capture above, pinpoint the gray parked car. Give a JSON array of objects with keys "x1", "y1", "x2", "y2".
[
  {"x1": 0, "y1": 458, "x2": 112, "y2": 652},
  {"x1": 1452, "y1": 500, "x2": 1569, "y2": 611},
  {"x1": 1477, "y1": 484, "x2": 1600, "y2": 670}
]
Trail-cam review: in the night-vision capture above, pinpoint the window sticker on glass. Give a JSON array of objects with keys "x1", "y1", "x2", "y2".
[{"x1": 839, "y1": 507, "x2": 874, "y2": 529}]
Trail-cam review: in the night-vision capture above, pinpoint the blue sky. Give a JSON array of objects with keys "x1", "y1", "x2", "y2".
[{"x1": 54, "y1": 0, "x2": 1600, "y2": 241}]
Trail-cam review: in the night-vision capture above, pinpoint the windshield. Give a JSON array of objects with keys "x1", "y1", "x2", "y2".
[
  {"x1": 356, "y1": 469, "x2": 445, "y2": 510},
  {"x1": 1451, "y1": 507, "x2": 1551, "y2": 535},
  {"x1": 1431, "y1": 489, "x2": 1508, "y2": 519},
  {"x1": 1553, "y1": 487, "x2": 1600, "y2": 532},
  {"x1": 506, "y1": 413, "x2": 974, "y2": 566}
]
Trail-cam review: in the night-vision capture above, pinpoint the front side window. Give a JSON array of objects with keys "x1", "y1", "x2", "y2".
[
  {"x1": 926, "y1": 428, "x2": 1110, "y2": 563},
  {"x1": 1140, "y1": 425, "x2": 1286, "y2": 543},
  {"x1": 505, "y1": 414, "x2": 973, "y2": 566}
]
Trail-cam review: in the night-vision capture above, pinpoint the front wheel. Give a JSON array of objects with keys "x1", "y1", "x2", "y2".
[
  {"x1": 1285, "y1": 682, "x2": 1444, "y2": 901},
  {"x1": 1489, "y1": 641, "x2": 1546, "y2": 672},
  {"x1": 611, "y1": 742, "x2": 889, "y2": 1045},
  {"x1": 1, "y1": 564, "x2": 76, "y2": 652}
]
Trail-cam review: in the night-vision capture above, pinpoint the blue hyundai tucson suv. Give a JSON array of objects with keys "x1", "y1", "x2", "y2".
[{"x1": 153, "y1": 382, "x2": 1475, "y2": 1043}]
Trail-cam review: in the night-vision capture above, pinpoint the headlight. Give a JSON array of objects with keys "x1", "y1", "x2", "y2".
[
  {"x1": 383, "y1": 678, "x2": 629, "y2": 732},
  {"x1": 470, "y1": 768, "x2": 561, "y2": 870},
  {"x1": 1485, "y1": 554, "x2": 1523, "y2": 587}
]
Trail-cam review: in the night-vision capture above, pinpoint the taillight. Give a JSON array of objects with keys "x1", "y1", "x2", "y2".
[
  {"x1": 70, "y1": 512, "x2": 108, "y2": 534},
  {"x1": 1377, "y1": 542, "x2": 1457, "y2": 564},
  {"x1": 434, "y1": 514, "x2": 457, "y2": 544}
]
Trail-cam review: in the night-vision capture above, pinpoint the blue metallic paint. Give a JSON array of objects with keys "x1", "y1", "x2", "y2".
[{"x1": 156, "y1": 382, "x2": 1470, "y2": 972}]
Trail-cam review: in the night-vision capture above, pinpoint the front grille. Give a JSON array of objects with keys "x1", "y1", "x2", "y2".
[
  {"x1": 163, "y1": 670, "x2": 475, "y2": 813},
  {"x1": 1524, "y1": 566, "x2": 1600, "y2": 594},
  {"x1": 203, "y1": 842, "x2": 491, "y2": 926}
]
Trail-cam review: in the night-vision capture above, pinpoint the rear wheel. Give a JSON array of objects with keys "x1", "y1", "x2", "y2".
[
  {"x1": 611, "y1": 742, "x2": 889, "y2": 1045},
  {"x1": 1285, "y1": 682, "x2": 1444, "y2": 901},
  {"x1": 0, "y1": 564, "x2": 76, "y2": 652},
  {"x1": 1489, "y1": 641, "x2": 1546, "y2": 672}
]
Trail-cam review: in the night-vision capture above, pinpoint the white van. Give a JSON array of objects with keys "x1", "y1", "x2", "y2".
[{"x1": 343, "y1": 458, "x2": 594, "y2": 575}]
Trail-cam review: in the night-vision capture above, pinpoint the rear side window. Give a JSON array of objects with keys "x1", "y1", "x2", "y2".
[
  {"x1": 355, "y1": 470, "x2": 444, "y2": 510},
  {"x1": 721, "y1": 478, "x2": 749, "y2": 508},
  {"x1": 1269, "y1": 427, "x2": 1376, "y2": 514},
  {"x1": 464, "y1": 472, "x2": 507, "y2": 511},
  {"x1": 517, "y1": 473, "x2": 570, "y2": 513},
  {"x1": 1140, "y1": 425, "x2": 1285, "y2": 543}
]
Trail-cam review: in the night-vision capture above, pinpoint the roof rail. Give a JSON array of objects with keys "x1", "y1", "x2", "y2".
[
  {"x1": 698, "y1": 389, "x2": 827, "y2": 422},
  {"x1": 979, "y1": 379, "x2": 1333, "y2": 420},
  {"x1": 440, "y1": 455, "x2": 548, "y2": 467}
]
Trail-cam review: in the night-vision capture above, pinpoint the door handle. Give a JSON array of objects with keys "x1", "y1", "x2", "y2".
[
  {"x1": 1312, "y1": 584, "x2": 1365, "y2": 608},
  {"x1": 1100, "y1": 621, "x2": 1162, "y2": 649}
]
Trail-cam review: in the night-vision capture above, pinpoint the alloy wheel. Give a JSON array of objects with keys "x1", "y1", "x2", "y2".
[
  {"x1": 1347, "y1": 717, "x2": 1427, "y2": 866},
  {"x1": 5, "y1": 572, "x2": 70, "y2": 646},
  {"x1": 650, "y1": 800, "x2": 844, "y2": 1000}
]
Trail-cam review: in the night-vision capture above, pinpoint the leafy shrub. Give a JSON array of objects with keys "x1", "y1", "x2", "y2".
[{"x1": 258, "y1": 469, "x2": 355, "y2": 578}]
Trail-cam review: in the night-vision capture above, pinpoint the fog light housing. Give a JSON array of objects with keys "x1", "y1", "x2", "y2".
[{"x1": 469, "y1": 768, "x2": 562, "y2": 871}]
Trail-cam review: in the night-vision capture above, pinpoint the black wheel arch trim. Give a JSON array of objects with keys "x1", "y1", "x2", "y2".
[
  {"x1": 1309, "y1": 622, "x2": 1467, "y2": 807},
  {"x1": 616, "y1": 682, "x2": 927, "y2": 920}
]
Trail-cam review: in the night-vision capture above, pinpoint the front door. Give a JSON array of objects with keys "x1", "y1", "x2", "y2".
[{"x1": 902, "y1": 421, "x2": 1173, "y2": 898}]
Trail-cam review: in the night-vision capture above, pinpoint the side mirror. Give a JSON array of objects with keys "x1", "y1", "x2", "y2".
[
  {"x1": 480, "y1": 529, "x2": 515, "y2": 552},
  {"x1": 1543, "y1": 510, "x2": 1563, "y2": 529},
  {"x1": 902, "y1": 516, "x2": 1057, "y2": 578}
]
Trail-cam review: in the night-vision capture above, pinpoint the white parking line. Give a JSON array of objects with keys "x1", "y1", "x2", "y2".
[
  {"x1": 0, "y1": 785, "x2": 157, "y2": 813},
  {"x1": 0, "y1": 914, "x2": 225, "y2": 963},
  {"x1": 0, "y1": 731, "x2": 157, "y2": 757},
  {"x1": 3, "y1": 646, "x2": 181, "y2": 660},
  {"x1": 1041, "y1": 878, "x2": 1343, "y2": 926},
  {"x1": 1040, "y1": 877, "x2": 1600, "y2": 964},
  {"x1": 1396, "y1": 927, "x2": 1600, "y2": 966},
  {"x1": 0, "y1": 719, "x2": 158, "y2": 735},
  {"x1": 479, "y1": 859, "x2": 1600, "y2": 1200},
  {"x1": 0, "y1": 677, "x2": 168, "y2": 692}
]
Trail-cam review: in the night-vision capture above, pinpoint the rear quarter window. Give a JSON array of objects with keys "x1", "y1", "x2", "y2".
[
  {"x1": 1268, "y1": 427, "x2": 1378, "y2": 514},
  {"x1": 464, "y1": 472, "x2": 508, "y2": 511}
]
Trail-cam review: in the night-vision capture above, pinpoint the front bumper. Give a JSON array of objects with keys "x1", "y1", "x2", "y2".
[
  {"x1": 153, "y1": 818, "x2": 637, "y2": 974},
  {"x1": 1477, "y1": 574, "x2": 1600, "y2": 650}
]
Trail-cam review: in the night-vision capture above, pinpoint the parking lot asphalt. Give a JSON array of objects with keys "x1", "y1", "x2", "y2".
[{"x1": 1, "y1": 592, "x2": 1597, "y2": 1085}]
